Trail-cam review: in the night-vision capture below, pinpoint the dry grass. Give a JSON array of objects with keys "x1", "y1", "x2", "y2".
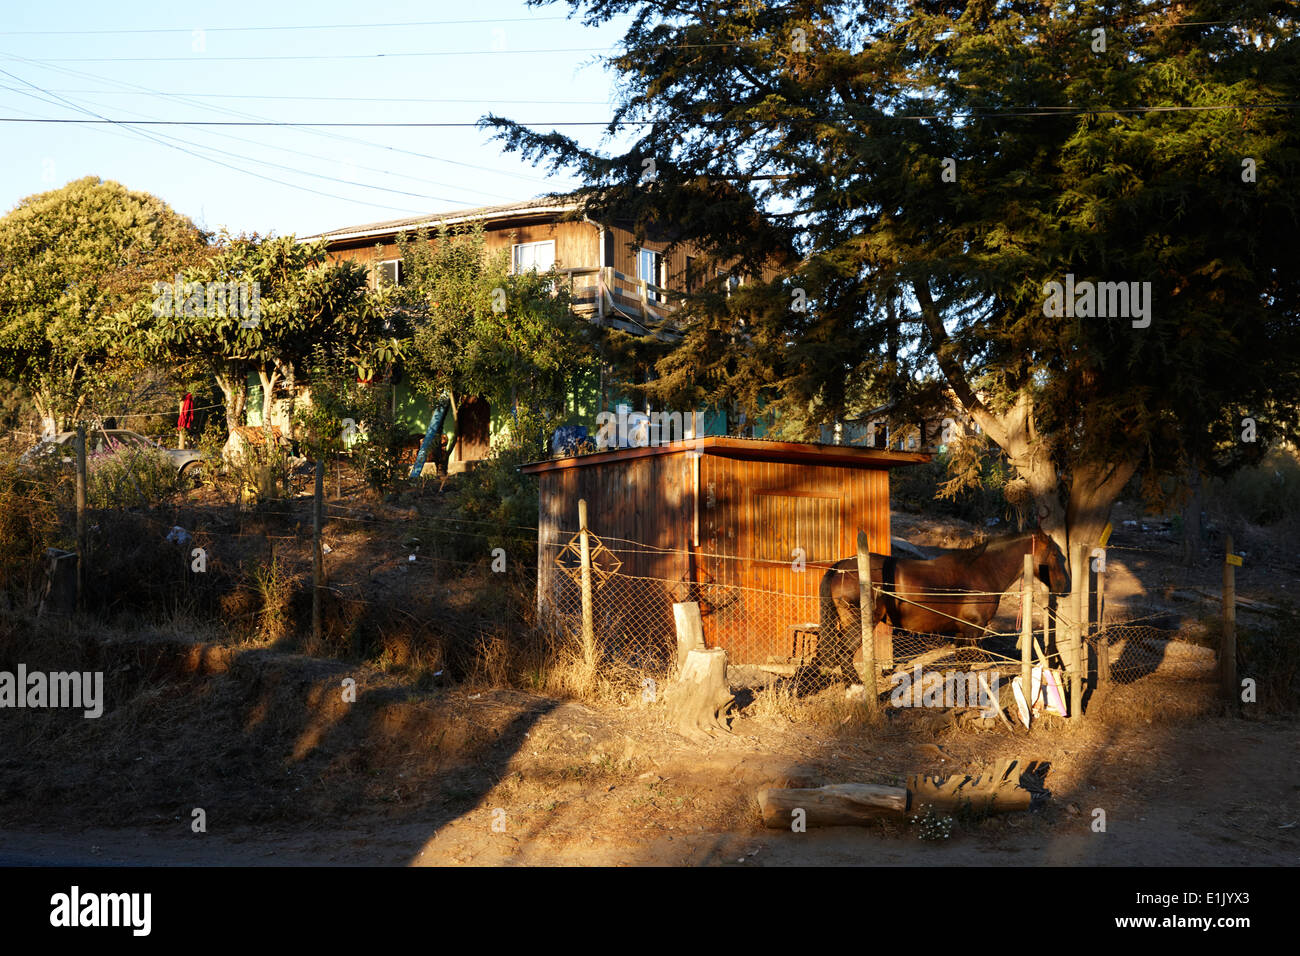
[{"x1": 746, "y1": 679, "x2": 887, "y2": 728}]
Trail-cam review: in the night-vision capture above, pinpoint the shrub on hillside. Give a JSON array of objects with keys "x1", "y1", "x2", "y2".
[{"x1": 0, "y1": 455, "x2": 63, "y2": 605}]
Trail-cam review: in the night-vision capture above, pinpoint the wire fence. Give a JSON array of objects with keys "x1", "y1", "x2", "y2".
[
  {"x1": 540, "y1": 539, "x2": 1205, "y2": 710},
  {"x1": 3, "y1": 442, "x2": 1220, "y2": 719}
]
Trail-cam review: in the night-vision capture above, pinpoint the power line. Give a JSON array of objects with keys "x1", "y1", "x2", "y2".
[
  {"x1": 30, "y1": 89, "x2": 614, "y2": 106},
  {"x1": 0, "y1": 16, "x2": 573, "y2": 36},
  {"x1": 1, "y1": 51, "x2": 563, "y2": 187},
  {"x1": 30, "y1": 48, "x2": 616, "y2": 63},
  {"x1": 0, "y1": 82, "x2": 517, "y2": 204},
  {"x1": 0, "y1": 69, "x2": 430, "y2": 215},
  {"x1": 2, "y1": 101, "x2": 1297, "y2": 127}
]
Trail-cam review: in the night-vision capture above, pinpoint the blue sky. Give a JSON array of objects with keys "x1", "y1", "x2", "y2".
[{"x1": 0, "y1": 1, "x2": 635, "y2": 236}]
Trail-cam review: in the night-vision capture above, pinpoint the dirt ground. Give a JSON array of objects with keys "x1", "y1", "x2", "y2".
[
  {"x1": 1, "y1": 631, "x2": 1295, "y2": 866},
  {"x1": 2, "y1": 497, "x2": 1296, "y2": 867},
  {"x1": 1, "y1": 707, "x2": 1295, "y2": 867}
]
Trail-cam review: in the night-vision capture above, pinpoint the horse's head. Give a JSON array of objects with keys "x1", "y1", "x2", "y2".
[{"x1": 1032, "y1": 530, "x2": 1070, "y2": 594}]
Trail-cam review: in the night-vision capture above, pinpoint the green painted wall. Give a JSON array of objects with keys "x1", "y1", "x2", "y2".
[{"x1": 244, "y1": 372, "x2": 439, "y2": 437}]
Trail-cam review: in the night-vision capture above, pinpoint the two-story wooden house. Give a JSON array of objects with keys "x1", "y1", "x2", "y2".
[{"x1": 259, "y1": 197, "x2": 733, "y2": 471}]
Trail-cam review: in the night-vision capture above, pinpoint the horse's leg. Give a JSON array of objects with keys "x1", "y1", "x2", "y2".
[{"x1": 834, "y1": 599, "x2": 864, "y2": 685}]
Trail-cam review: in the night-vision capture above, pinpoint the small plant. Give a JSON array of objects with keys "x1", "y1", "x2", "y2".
[
  {"x1": 248, "y1": 549, "x2": 295, "y2": 643},
  {"x1": 910, "y1": 806, "x2": 955, "y2": 841}
]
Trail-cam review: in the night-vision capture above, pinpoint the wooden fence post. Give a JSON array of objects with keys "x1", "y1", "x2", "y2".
[
  {"x1": 1070, "y1": 543, "x2": 1085, "y2": 721},
  {"x1": 856, "y1": 531, "x2": 877, "y2": 705},
  {"x1": 74, "y1": 423, "x2": 87, "y2": 611},
  {"x1": 1021, "y1": 553, "x2": 1033, "y2": 722},
  {"x1": 1222, "y1": 533, "x2": 1238, "y2": 712},
  {"x1": 312, "y1": 460, "x2": 324, "y2": 645},
  {"x1": 579, "y1": 498, "x2": 595, "y2": 669},
  {"x1": 1094, "y1": 548, "x2": 1109, "y2": 688}
]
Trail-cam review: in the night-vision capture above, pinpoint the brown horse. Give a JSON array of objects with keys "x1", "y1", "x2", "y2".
[{"x1": 816, "y1": 531, "x2": 1069, "y2": 683}]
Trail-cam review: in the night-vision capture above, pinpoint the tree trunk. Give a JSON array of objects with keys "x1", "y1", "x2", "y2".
[
  {"x1": 666, "y1": 648, "x2": 733, "y2": 741},
  {"x1": 215, "y1": 371, "x2": 247, "y2": 433},
  {"x1": 913, "y1": 281, "x2": 1137, "y2": 582},
  {"x1": 257, "y1": 368, "x2": 281, "y2": 440},
  {"x1": 1181, "y1": 460, "x2": 1203, "y2": 565},
  {"x1": 279, "y1": 358, "x2": 297, "y2": 441},
  {"x1": 33, "y1": 392, "x2": 59, "y2": 437}
]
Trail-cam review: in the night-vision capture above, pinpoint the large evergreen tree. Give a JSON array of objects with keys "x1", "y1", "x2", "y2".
[{"x1": 487, "y1": 0, "x2": 1300, "y2": 568}]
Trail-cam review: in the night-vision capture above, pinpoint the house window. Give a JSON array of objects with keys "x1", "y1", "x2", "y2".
[
  {"x1": 376, "y1": 259, "x2": 401, "y2": 288},
  {"x1": 639, "y1": 248, "x2": 663, "y2": 302},
  {"x1": 752, "y1": 493, "x2": 840, "y2": 563},
  {"x1": 512, "y1": 240, "x2": 556, "y2": 274}
]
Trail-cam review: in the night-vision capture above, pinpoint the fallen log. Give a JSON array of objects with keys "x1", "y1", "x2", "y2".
[
  {"x1": 757, "y1": 783, "x2": 908, "y2": 828},
  {"x1": 757, "y1": 759, "x2": 1049, "y2": 828}
]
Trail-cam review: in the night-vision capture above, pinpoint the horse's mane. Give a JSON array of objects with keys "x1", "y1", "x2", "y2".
[{"x1": 949, "y1": 532, "x2": 1036, "y2": 564}]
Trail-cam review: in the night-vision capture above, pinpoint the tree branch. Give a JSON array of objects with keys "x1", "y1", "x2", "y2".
[{"x1": 912, "y1": 279, "x2": 1008, "y2": 448}]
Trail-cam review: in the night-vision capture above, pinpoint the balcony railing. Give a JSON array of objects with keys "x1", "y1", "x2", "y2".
[{"x1": 560, "y1": 266, "x2": 684, "y2": 334}]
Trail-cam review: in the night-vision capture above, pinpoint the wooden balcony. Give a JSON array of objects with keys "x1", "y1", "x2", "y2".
[{"x1": 560, "y1": 266, "x2": 684, "y2": 337}]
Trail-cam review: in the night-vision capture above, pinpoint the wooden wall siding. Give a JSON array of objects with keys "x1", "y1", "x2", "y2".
[
  {"x1": 751, "y1": 493, "x2": 840, "y2": 562},
  {"x1": 326, "y1": 219, "x2": 599, "y2": 282},
  {"x1": 696, "y1": 454, "x2": 892, "y2": 662},
  {"x1": 535, "y1": 451, "x2": 693, "y2": 631}
]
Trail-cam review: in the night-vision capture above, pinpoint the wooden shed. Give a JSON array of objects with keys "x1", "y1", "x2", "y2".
[{"x1": 522, "y1": 437, "x2": 929, "y2": 666}]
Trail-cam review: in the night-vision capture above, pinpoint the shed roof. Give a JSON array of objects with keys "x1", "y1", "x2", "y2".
[{"x1": 520, "y1": 436, "x2": 930, "y2": 474}]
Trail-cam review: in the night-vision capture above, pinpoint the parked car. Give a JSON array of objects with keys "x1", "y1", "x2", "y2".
[{"x1": 19, "y1": 429, "x2": 206, "y2": 486}]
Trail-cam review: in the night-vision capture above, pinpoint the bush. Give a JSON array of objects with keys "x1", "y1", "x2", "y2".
[
  {"x1": 85, "y1": 444, "x2": 178, "y2": 509},
  {"x1": 427, "y1": 446, "x2": 538, "y2": 566},
  {"x1": 891, "y1": 449, "x2": 1019, "y2": 525},
  {"x1": 295, "y1": 353, "x2": 410, "y2": 497},
  {"x1": 1206, "y1": 447, "x2": 1300, "y2": 528},
  {"x1": 0, "y1": 455, "x2": 63, "y2": 605}
]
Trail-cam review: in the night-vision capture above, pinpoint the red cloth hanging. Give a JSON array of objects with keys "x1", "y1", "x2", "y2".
[{"x1": 178, "y1": 393, "x2": 195, "y2": 430}]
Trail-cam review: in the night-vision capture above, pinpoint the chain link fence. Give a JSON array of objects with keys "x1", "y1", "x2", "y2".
[{"x1": 542, "y1": 537, "x2": 1206, "y2": 714}]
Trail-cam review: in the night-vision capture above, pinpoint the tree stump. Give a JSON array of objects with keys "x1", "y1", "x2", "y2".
[{"x1": 666, "y1": 648, "x2": 733, "y2": 741}]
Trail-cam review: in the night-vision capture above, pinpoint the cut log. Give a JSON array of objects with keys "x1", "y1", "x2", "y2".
[
  {"x1": 758, "y1": 783, "x2": 908, "y2": 828},
  {"x1": 666, "y1": 647, "x2": 733, "y2": 741},
  {"x1": 757, "y1": 758, "x2": 1047, "y2": 828}
]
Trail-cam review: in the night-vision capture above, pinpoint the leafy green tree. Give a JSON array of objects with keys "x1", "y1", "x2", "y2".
[
  {"x1": 488, "y1": 0, "x2": 1300, "y2": 568},
  {"x1": 0, "y1": 177, "x2": 207, "y2": 434},
  {"x1": 396, "y1": 224, "x2": 599, "y2": 457},
  {"x1": 123, "y1": 233, "x2": 397, "y2": 434},
  {"x1": 294, "y1": 348, "x2": 408, "y2": 495}
]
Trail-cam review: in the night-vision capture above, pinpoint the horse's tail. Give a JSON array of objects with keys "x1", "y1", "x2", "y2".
[{"x1": 819, "y1": 560, "x2": 840, "y2": 649}]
